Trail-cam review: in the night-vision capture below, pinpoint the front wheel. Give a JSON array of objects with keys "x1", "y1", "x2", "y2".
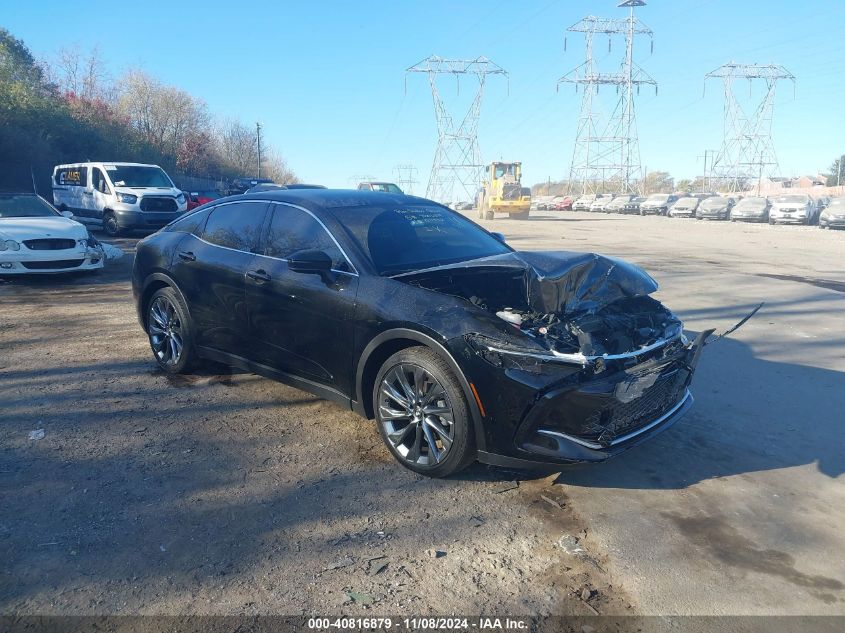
[
  {"x1": 146, "y1": 287, "x2": 198, "y2": 374},
  {"x1": 373, "y1": 347, "x2": 475, "y2": 477},
  {"x1": 103, "y1": 212, "x2": 122, "y2": 237}
]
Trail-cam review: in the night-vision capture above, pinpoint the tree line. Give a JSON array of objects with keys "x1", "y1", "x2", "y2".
[{"x1": 0, "y1": 28, "x2": 295, "y2": 194}]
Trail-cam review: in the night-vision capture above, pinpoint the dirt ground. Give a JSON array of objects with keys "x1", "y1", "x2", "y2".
[{"x1": 1, "y1": 212, "x2": 843, "y2": 617}]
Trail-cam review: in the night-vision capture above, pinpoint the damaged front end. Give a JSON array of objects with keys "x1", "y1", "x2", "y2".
[{"x1": 399, "y1": 251, "x2": 714, "y2": 465}]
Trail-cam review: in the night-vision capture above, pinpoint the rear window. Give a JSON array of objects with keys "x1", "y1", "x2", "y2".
[{"x1": 55, "y1": 167, "x2": 87, "y2": 187}]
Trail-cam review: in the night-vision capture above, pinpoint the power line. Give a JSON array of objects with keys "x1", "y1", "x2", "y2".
[
  {"x1": 406, "y1": 55, "x2": 508, "y2": 204},
  {"x1": 705, "y1": 62, "x2": 795, "y2": 192},
  {"x1": 559, "y1": 1, "x2": 656, "y2": 195}
]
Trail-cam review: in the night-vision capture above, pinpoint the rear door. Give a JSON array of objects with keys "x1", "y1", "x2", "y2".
[
  {"x1": 246, "y1": 203, "x2": 359, "y2": 394},
  {"x1": 169, "y1": 200, "x2": 269, "y2": 357}
]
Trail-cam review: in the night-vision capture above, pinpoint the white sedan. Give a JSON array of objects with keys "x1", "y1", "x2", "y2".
[{"x1": 0, "y1": 193, "x2": 105, "y2": 274}]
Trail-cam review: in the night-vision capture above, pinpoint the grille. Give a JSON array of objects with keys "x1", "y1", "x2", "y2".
[
  {"x1": 582, "y1": 367, "x2": 689, "y2": 445},
  {"x1": 23, "y1": 238, "x2": 77, "y2": 251},
  {"x1": 21, "y1": 259, "x2": 84, "y2": 270},
  {"x1": 502, "y1": 184, "x2": 521, "y2": 200},
  {"x1": 140, "y1": 196, "x2": 178, "y2": 212}
]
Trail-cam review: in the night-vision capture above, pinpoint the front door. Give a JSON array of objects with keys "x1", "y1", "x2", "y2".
[{"x1": 246, "y1": 203, "x2": 359, "y2": 395}]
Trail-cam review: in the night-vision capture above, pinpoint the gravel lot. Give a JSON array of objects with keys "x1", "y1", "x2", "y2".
[{"x1": 1, "y1": 212, "x2": 843, "y2": 616}]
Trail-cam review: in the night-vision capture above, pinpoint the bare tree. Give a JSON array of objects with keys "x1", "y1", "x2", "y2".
[
  {"x1": 48, "y1": 45, "x2": 113, "y2": 101},
  {"x1": 117, "y1": 69, "x2": 209, "y2": 157}
]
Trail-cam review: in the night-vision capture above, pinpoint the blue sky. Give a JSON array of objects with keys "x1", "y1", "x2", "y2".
[{"x1": 5, "y1": 0, "x2": 844, "y2": 188}]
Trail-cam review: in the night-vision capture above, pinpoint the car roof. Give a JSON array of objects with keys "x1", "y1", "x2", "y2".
[
  {"x1": 54, "y1": 162, "x2": 160, "y2": 168},
  {"x1": 237, "y1": 188, "x2": 430, "y2": 211}
]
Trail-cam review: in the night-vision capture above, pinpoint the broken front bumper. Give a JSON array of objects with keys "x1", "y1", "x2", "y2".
[{"x1": 466, "y1": 331, "x2": 708, "y2": 469}]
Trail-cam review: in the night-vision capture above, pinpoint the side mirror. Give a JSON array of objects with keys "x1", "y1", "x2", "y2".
[
  {"x1": 288, "y1": 249, "x2": 333, "y2": 274},
  {"x1": 61, "y1": 210, "x2": 74, "y2": 219},
  {"x1": 491, "y1": 232, "x2": 506, "y2": 243}
]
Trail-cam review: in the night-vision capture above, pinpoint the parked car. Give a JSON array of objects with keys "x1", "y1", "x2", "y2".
[
  {"x1": 132, "y1": 189, "x2": 708, "y2": 477},
  {"x1": 549, "y1": 196, "x2": 572, "y2": 211},
  {"x1": 589, "y1": 197, "x2": 609, "y2": 212},
  {"x1": 0, "y1": 192, "x2": 104, "y2": 275},
  {"x1": 730, "y1": 197, "x2": 770, "y2": 223},
  {"x1": 668, "y1": 197, "x2": 700, "y2": 218},
  {"x1": 639, "y1": 194, "x2": 678, "y2": 216},
  {"x1": 186, "y1": 190, "x2": 224, "y2": 211},
  {"x1": 604, "y1": 195, "x2": 634, "y2": 213},
  {"x1": 621, "y1": 196, "x2": 646, "y2": 215},
  {"x1": 696, "y1": 196, "x2": 736, "y2": 220},
  {"x1": 819, "y1": 197, "x2": 845, "y2": 229},
  {"x1": 768, "y1": 194, "x2": 817, "y2": 225},
  {"x1": 573, "y1": 194, "x2": 601, "y2": 211},
  {"x1": 52, "y1": 162, "x2": 187, "y2": 237},
  {"x1": 358, "y1": 181, "x2": 404, "y2": 194},
  {"x1": 229, "y1": 178, "x2": 274, "y2": 195}
]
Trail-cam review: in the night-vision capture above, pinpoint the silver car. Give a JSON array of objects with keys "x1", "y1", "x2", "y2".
[
  {"x1": 730, "y1": 197, "x2": 770, "y2": 223},
  {"x1": 668, "y1": 197, "x2": 700, "y2": 218},
  {"x1": 769, "y1": 194, "x2": 817, "y2": 225}
]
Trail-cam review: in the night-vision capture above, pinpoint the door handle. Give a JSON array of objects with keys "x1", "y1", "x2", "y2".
[
  {"x1": 177, "y1": 251, "x2": 196, "y2": 262},
  {"x1": 246, "y1": 269, "x2": 271, "y2": 283},
  {"x1": 83, "y1": 191, "x2": 94, "y2": 196}
]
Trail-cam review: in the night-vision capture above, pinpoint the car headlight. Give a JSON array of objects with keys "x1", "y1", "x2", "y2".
[
  {"x1": 116, "y1": 192, "x2": 138, "y2": 204},
  {"x1": 176, "y1": 193, "x2": 186, "y2": 204},
  {"x1": 0, "y1": 240, "x2": 21, "y2": 251}
]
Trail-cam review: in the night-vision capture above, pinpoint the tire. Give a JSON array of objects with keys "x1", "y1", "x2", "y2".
[
  {"x1": 103, "y1": 212, "x2": 122, "y2": 237},
  {"x1": 484, "y1": 210, "x2": 494, "y2": 220},
  {"x1": 769, "y1": 218, "x2": 776, "y2": 225},
  {"x1": 373, "y1": 347, "x2": 475, "y2": 477},
  {"x1": 145, "y1": 286, "x2": 199, "y2": 374}
]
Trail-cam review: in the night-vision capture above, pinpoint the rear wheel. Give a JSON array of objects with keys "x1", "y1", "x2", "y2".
[
  {"x1": 484, "y1": 209, "x2": 494, "y2": 220},
  {"x1": 373, "y1": 347, "x2": 475, "y2": 477}
]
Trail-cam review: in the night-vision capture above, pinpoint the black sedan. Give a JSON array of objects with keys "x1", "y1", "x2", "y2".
[{"x1": 132, "y1": 190, "x2": 708, "y2": 477}]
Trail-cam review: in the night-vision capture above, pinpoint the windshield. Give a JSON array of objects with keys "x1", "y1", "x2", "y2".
[
  {"x1": 774, "y1": 195, "x2": 808, "y2": 204},
  {"x1": 646, "y1": 194, "x2": 669, "y2": 203},
  {"x1": 333, "y1": 204, "x2": 511, "y2": 275},
  {"x1": 370, "y1": 183, "x2": 403, "y2": 194},
  {"x1": 105, "y1": 165, "x2": 174, "y2": 188},
  {"x1": 675, "y1": 198, "x2": 696, "y2": 207},
  {"x1": 0, "y1": 195, "x2": 59, "y2": 218},
  {"x1": 735, "y1": 197, "x2": 767, "y2": 209}
]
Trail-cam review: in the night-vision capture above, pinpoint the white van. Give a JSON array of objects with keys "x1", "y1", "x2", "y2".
[{"x1": 52, "y1": 162, "x2": 187, "y2": 236}]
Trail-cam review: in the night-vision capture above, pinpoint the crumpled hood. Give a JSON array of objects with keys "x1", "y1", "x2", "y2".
[
  {"x1": 396, "y1": 250, "x2": 658, "y2": 316},
  {"x1": 0, "y1": 217, "x2": 88, "y2": 241},
  {"x1": 519, "y1": 251, "x2": 658, "y2": 314}
]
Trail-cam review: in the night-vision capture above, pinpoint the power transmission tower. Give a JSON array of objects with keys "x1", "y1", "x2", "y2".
[
  {"x1": 559, "y1": 1, "x2": 656, "y2": 195},
  {"x1": 407, "y1": 56, "x2": 507, "y2": 203},
  {"x1": 393, "y1": 164, "x2": 419, "y2": 195},
  {"x1": 705, "y1": 62, "x2": 795, "y2": 193}
]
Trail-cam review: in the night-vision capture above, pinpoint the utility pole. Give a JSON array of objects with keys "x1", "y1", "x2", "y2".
[
  {"x1": 256, "y1": 122, "x2": 263, "y2": 179},
  {"x1": 559, "y1": 1, "x2": 656, "y2": 195},
  {"x1": 407, "y1": 56, "x2": 508, "y2": 204},
  {"x1": 705, "y1": 63, "x2": 795, "y2": 193}
]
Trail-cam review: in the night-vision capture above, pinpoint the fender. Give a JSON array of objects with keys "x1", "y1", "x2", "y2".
[
  {"x1": 355, "y1": 328, "x2": 487, "y2": 452},
  {"x1": 138, "y1": 272, "x2": 192, "y2": 331}
]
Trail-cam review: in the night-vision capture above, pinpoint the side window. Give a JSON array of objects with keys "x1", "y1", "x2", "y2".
[
  {"x1": 55, "y1": 167, "x2": 88, "y2": 187},
  {"x1": 167, "y1": 206, "x2": 210, "y2": 235},
  {"x1": 264, "y1": 205, "x2": 350, "y2": 271},
  {"x1": 201, "y1": 202, "x2": 265, "y2": 251},
  {"x1": 92, "y1": 168, "x2": 110, "y2": 194}
]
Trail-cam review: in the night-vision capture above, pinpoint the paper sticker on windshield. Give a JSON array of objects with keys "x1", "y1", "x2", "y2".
[{"x1": 104, "y1": 165, "x2": 117, "y2": 171}]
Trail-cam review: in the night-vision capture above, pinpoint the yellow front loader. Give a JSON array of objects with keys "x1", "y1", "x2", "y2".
[{"x1": 477, "y1": 161, "x2": 531, "y2": 220}]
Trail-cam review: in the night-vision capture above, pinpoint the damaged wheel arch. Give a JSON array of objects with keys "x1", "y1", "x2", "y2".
[{"x1": 354, "y1": 328, "x2": 489, "y2": 454}]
